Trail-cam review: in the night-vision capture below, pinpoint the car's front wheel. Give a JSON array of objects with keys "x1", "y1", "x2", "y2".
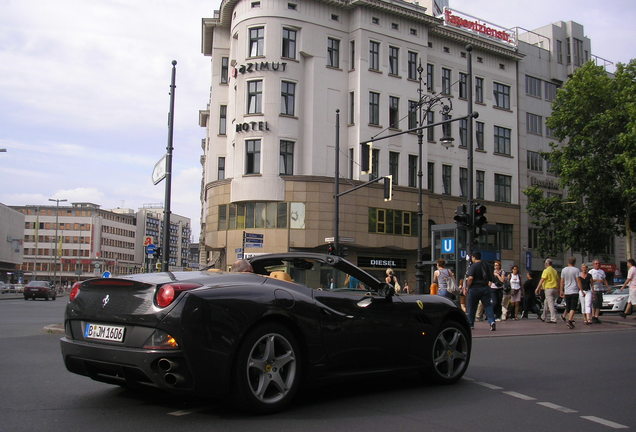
[
  {"x1": 232, "y1": 323, "x2": 301, "y2": 414},
  {"x1": 428, "y1": 321, "x2": 470, "y2": 384}
]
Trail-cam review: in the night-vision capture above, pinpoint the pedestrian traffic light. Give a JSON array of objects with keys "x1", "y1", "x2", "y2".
[
  {"x1": 154, "y1": 247, "x2": 161, "y2": 259},
  {"x1": 473, "y1": 204, "x2": 487, "y2": 235},
  {"x1": 327, "y1": 243, "x2": 336, "y2": 255},
  {"x1": 360, "y1": 141, "x2": 372, "y2": 173},
  {"x1": 454, "y1": 204, "x2": 468, "y2": 226},
  {"x1": 383, "y1": 175, "x2": 393, "y2": 201}
]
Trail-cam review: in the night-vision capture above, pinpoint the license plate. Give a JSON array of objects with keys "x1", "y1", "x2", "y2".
[{"x1": 84, "y1": 323, "x2": 125, "y2": 342}]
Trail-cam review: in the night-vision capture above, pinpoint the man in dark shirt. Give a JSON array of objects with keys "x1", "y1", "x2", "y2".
[{"x1": 464, "y1": 252, "x2": 496, "y2": 331}]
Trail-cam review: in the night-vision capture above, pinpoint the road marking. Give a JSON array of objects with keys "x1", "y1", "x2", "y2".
[
  {"x1": 474, "y1": 381, "x2": 503, "y2": 390},
  {"x1": 462, "y1": 376, "x2": 475, "y2": 381},
  {"x1": 168, "y1": 408, "x2": 205, "y2": 416},
  {"x1": 537, "y1": 402, "x2": 578, "y2": 413},
  {"x1": 503, "y1": 391, "x2": 536, "y2": 401},
  {"x1": 581, "y1": 416, "x2": 629, "y2": 429}
]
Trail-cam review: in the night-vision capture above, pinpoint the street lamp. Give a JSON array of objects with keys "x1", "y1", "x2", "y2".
[{"x1": 48, "y1": 198, "x2": 67, "y2": 288}]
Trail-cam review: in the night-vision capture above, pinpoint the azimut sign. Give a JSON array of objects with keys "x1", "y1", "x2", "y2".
[{"x1": 442, "y1": 8, "x2": 516, "y2": 47}]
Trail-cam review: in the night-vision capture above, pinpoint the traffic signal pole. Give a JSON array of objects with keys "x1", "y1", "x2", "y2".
[{"x1": 466, "y1": 45, "x2": 474, "y2": 262}]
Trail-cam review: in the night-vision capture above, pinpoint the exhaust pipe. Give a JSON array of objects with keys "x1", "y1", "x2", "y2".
[
  {"x1": 158, "y1": 358, "x2": 178, "y2": 372},
  {"x1": 164, "y1": 373, "x2": 184, "y2": 386}
]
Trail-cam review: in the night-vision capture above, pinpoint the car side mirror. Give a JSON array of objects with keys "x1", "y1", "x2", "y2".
[{"x1": 378, "y1": 283, "x2": 395, "y2": 299}]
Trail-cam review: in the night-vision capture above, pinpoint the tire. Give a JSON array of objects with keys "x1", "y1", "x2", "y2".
[
  {"x1": 232, "y1": 323, "x2": 301, "y2": 414},
  {"x1": 428, "y1": 321, "x2": 470, "y2": 384}
]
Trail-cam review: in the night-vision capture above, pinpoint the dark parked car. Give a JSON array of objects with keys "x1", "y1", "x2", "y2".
[
  {"x1": 60, "y1": 253, "x2": 471, "y2": 413},
  {"x1": 24, "y1": 281, "x2": 56, "y2": 300}
]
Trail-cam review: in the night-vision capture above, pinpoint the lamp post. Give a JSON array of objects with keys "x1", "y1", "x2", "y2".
[
  {"x1": 48, "y1": 198, "x2": 67, "y2": 288},
  {"x1": 415, "y1": 63, "x2": 453, "y2": 294}
]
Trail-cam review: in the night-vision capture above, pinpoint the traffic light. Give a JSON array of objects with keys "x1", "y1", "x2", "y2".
[
  {"x1": 454, "y1": 204, "x2": 468, "y2": 226},
  {"x1": 360, "y1": 141, "x2": 373, "y2": 173},
  {"x1": 473, "y1": 204, "x2": 487, "y2": 236},
  {"x1": 154, "y1": 247, "x2": 162, "y2": 259},
  {"x1": 327, "y1": 243, "x2": 336, "y2": 255},
  {"x1": 339, "y1": 245, "x2": 349, "y2": 257},
  {"x1": 383, "y1": 175, "x2": 393, "y2": 201}
]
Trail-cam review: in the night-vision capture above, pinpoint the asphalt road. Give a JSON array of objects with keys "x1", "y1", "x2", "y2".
[{"x1": 0, "y1": 298, "x2": 634, "y2": 432}]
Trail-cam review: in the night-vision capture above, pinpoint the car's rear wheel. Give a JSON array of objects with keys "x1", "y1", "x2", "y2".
[
  {"x1": 232, "y1": 323, "x2": 301, "y2": 414},
  {"x1": 428, "y1": 321, "x2": 470, "y2": 384}
]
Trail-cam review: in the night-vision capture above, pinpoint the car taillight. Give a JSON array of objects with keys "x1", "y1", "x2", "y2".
[
  {"x1": 69, "y1": 282, "x2": 81, "y2": 301},
  {"x1": 155, "y1": 283, "x2": 202, "y2": 308}
]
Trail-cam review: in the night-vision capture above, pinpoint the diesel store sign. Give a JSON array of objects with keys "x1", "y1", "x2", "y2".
[{"x1": 358, "y1": 257, "x2": 407, "y2": 270}]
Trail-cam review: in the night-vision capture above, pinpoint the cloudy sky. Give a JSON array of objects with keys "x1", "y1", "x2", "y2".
[{"x1": 1, "y1": 0, "x2": 634, "y2": 241}]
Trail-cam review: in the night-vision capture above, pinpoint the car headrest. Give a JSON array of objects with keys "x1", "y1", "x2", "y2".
[{"x1": 269, "y1": 271, "x2": 293, "y2": 282}]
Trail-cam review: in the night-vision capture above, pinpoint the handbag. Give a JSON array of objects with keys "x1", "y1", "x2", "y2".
[
  {"x1": 393, "y1": 276, "x2": 401, "y2": 293},
  {"x1": 503, "y1": 279, "x2": 512, "y2": 294},
  {"x1": 447, "y1": 275, "x2": 460, "y2": 295}
]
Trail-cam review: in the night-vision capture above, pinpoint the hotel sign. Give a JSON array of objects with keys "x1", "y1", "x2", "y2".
[
  {"x1": 232, "y1": 61, "x2": 288, "y2": 78},
  {"x1": 442, "y1": 8, "x2": 516, "y2": 47}
]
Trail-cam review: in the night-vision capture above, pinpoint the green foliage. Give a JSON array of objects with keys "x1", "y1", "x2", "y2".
[{"x1": 525, "y1": 60, "x2": 636, "y2": 257}]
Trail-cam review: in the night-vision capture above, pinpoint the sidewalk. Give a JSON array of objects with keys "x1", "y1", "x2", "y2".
[{"x1": 471, "y1": 313, "x2": 636, "y2": 338}]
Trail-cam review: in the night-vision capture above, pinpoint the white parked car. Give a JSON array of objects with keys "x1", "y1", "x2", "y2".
[{"x1": 600, "y1": 285, "x2": 630, "y2": 313}]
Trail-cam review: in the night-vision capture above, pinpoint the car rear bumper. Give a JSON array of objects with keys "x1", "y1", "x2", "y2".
[{"x1": 60, "y1": 337, "x2": 195, "y2": 392}]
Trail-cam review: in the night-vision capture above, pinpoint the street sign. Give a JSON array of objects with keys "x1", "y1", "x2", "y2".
[
  {"x1": 235, "y1": 247, "x2": 243, "y2": 253},
  {"x1": 237, "y1": 253, "x2": 244, "y2": 259},
  {"x1": 325, "y1": 236, "x2": 354, "y2": 243},
  {"x1": 102, "y1": 271, "x2": 111, "y2": 278},
  {"x1": 441, "y1": 237, "x2": 455, "y2": 254},
  {"x1": 152, "y1": 154, "x2": 167, "y2": 185},
  {"x1": 145, "y1": 244, "x2": 157, "y2": 254},
  {"x1": 144, "y1": 236, "x2": 153, "y2": 246},
  {"x1": 244, "y1": 232, "x2": 264, "y2": 240},
  {"x1": 244, "y1": 242, "x2": 263, "y2": 248}
]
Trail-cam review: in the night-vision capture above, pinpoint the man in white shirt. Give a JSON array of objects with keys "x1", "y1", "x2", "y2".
[
  {"x1": 620, "y1": 258, "x2": 636, "y2": 318},
  {"x1": 560, "y1": 257, "x2": 581, "y2": 329},
  {"x1": 590, "y1": 259, "x2": 609, "y2": 324}
]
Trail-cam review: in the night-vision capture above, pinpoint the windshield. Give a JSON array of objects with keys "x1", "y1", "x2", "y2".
[{"x1": 606, "y1": 286, "x2": 628, "y2": 295}]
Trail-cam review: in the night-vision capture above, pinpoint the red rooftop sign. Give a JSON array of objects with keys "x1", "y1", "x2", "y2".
[{"x1": 442, "y1": 8, "x2": 516, "y2": 47}]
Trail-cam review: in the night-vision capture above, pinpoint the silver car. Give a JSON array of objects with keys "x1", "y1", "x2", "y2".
[{"x1": 601, "y1": 285, "x2": 630, "y2": 313}]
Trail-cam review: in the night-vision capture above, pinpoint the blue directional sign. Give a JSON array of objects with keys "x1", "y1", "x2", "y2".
[
  {"x1": 441, "y1": 237, "x2": 455, "y2": 254},
  {"x1": 244, "y1": 232, "x2": 264, "y2": 241},
  {"x1": 102, "y1": 271, "x2": 111, "y2": 278},
  {"x1": 145, "y1": 244, "x2": 157, "y2": 254}
]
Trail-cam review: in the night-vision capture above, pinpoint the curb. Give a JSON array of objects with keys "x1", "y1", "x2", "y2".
[{"x1": 44, "y1": 324, "x2": 65, "y2": 334}]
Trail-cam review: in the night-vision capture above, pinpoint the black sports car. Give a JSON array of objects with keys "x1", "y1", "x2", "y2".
[{"x1": 60, "y1": 253, "x2": 471, "y2": 413}]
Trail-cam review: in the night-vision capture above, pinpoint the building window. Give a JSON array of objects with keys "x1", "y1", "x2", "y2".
[
  {"x1": 247, "y1": 80, "x2": 263, "y2": 114},
  {"x1": 427, "y1": 111, "x2": 434, "y2": 142},
  {"x1": 556, "y1": 40, "x2": 563, "y2": 64},
  {"x1": 372, "y1": 16, "x2": 380, "y2": 24},
  {"x1": 281, "y1": 81, "x2": 296, "y2": 116},
  {"x1": 349, "y1": 148, "x2": 354, "y2": 179},
  {"x1": 245, "y1": 139, "x2": 261, "y2": 174},
  {"x1": 369, "y1": 91, "x2": 380, "y2": 125},
  {"x1": 494, "y1": 174, "x2": 512, "y2": 203},
  {"x1": 249, "y1": 27, "x2": 264, "y2": 57},
  {"x1": 408, "y1": 51, "x2": 417, "y2": 80},
  {"x1": 220, "y1": 57, "x2": 229, "y2": 84},
  {"x1": 371, "y1": 148, "x2": 380, "y2": 180},
  {"x1": 527, "y1": 113, "x2": 543, "y2": 135},
  {"x1": 442, "y1": 113, "x2": 451, "y2": 141},
  {"x1": 566, "y1": 37, "x2": 571, "y2": 65},
  {"x1": 442, "y1": 164, "x2": 451, "y2": 195},
  {"x1": 408, "y1": 154, "x2": 417, "y2": 188},
  {"x1": 327, "y1": 38, "x2": 340, "y2": 68},
  {"x1": 331, "y1": 14, "x2": 339, "y2": 21},
  {"x1": 218, "y1": 157, "x2": 225, "y2": 180},
  {"x1": 545, "y1": 82, "x2": 558, "y2": 101},
  {"x1": 494, "y1": 126, "x2": 511, "y2": 155},
  {"x1": 427, "y1": 162, "x2": 434, "y2": 192},
  {"x1": 526, "y1": 75, "x2": 542, "y2": 98},
  {"x1": 441, "y1": 68, "x2": 451, "y2": 95},
  {"x1": 459, "y1": 72, "x2": 467, "y2": 99},
  {"x1": 476, "y1": 170, "x2": 485, "y2": 200},
  {"x1": 472, "y1": 78, "x2": 483, "y2": 106},
  {"x1": 546, "y1": 124, "x2": 555, "y2": 138},
  {"x1": 475, "y1": 121, "x2": 484, "y2": 150},
  {"x1": 280, "y1": 140, "x2": 294, "y2": 175},
  {"x1": 389, "y1": 152, "x2": 399, "y2": 185},
  {"x1": 573, "y1": 38, "x2": 584, "y2": 66},
  {"x1": 389, "y1": 46, "x2": 399, "y2": 75},
  {"x1": 218, "y1": 205, "x2": 227, "y2": 230},
  {"x1": 288, "y1": 3, "x2": 297, "y2": 10},
  {"x1": 459, "y1": 118, "x2": 467, "y2": 147},
  {"x1": 349, "y1": 91, "x2": 355, "y2": 124},
  {"x1": 389, "y1": 96, "x2": 399, "y2": 129},
  {"x1": 459, "y1": 167, "x2": 467, "y2": 197},
  {"x1": 282, "y1": 28, "x2": 297, "y2": 59},
  {"x1": 493, "y1": 82, "x2": 510, "y2": 109},
  {"x1": 350, "y1": 40, "x2": 355, "y2": 70},
  {"x1": 369, "y1": 41, "x2": 380, "y2": 71},
  {"x1": 227, "y1": 202, "x2": 291, "y2": 230},
  {"x1": 219, "y1": 105, "x2": 227, "y2": 135},
  {"x1": 426, "y1": 63, "x2": 434, "y2": 92},
  {"x1": 498, "y1": 223, "x2": 513, "y2": 249},
  {"x1": 527, "y1": 150, "x2": 544, "y2": 172},
  {"x1": 408, "y1": 100, "x2": 418, "y2": 130}
]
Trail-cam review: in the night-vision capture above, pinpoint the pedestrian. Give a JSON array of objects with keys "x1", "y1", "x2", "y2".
[
  {"x1": 536, "y1": 258, "x2": 559, "y2": 323},
  {"x1": 508, "y1": 265, "x2": 522, "y2": 320},
  {"x1": 464, "y1": 252, "x2": 496, "y2": 331},
  {"x1": 522, "y1": 272, "x2": 540, "y2": 319},
  {"x1": 433, "y1": 259, "x2": 456, "y2": 299},
  {"x1": 619, "y1": 258, "x2": 636, "y2": 318},
  {"x1": 385, "y1": 268, "x2": 401, "y2": 292},
  {"x1": 578, "y1": 263, "x2": 593, "y2": 325},
  {"x1": 560, "y1": 257, "x2": 581, "y2": 329},
  {"x1": 491, "y1": 261, "x2": 506, "y2": 321},
  {"x1": 590, "y1": 259, "x2": 609, "y2": 323},
  {"x1": 403, "y1": 281, "x2": 410, "y2": 294}
]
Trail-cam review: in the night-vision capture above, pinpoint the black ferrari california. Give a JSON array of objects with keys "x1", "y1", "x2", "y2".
[{"x1": 60, "y1": 253, "x2": 471, "y2": 413}]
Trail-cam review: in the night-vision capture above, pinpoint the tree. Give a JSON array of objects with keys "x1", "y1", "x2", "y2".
[{"x1": 525, "y1": 60, "x2": 636, "y2": 259}]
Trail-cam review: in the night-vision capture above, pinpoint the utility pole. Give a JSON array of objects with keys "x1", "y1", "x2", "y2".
[
  {"x1": 48, "y1": 198, "x2": 67, "y2": 287},
  {"x1": 162, "y1": 60, "x2": 177, "y2": 272}
]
